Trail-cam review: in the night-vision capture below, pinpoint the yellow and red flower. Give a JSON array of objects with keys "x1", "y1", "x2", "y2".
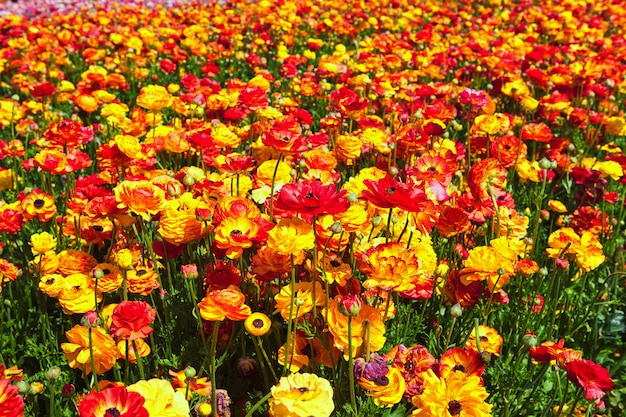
[{"x1": 198, "y1": 287, "x2": 251, "y2": 321}]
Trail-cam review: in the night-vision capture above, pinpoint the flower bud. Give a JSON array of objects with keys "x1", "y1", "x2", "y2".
[
  {"x1": 555, "y1": 258, "x2": 569, "y2": 270},
  {"x1": 330, "y1": 222, "x2": 343, "y2": 234},
  {"x1": 61, "y1": 384, "x2": 75, "y2": 398},
  {"x1": 478, "y1": 351, "x2": 491, "y2": 365},
  {"x1": 372, "y1": 215, "x2": 382, "y2": 226},
  {"x1": 338, "y1": 295, "x2": 362, "y2": 317},
  {"x1": 389, "y1": 166, "x2": 399, "y2": 177},
  {"x1": 46, "y1": 366, "x2": 61, "y2": 381},
  {"x1": 538, "y1": 158, "x2": 552, "y2": 170},
  {"x1": 81, "y1": 310, "x2": 102, "y2": 328},
  {"x1": 183, "y1": 174, "x2": 195, "y2": 187},
  {"x1": 184, "y1": 366, "x2": 196, "y2": 379},
  {"x1": 167, "y1": 181, "x2": 183, "y2": 197},
  {"x1": 91, "y1": 267, "x2": 105, "y2": 280},
  {"x1": 181, "y1": 264, "x2": 199, "y2": 280},
  {"x1": 450, "y1": 303, "x2": 462, "y2": 318},
  {"x1": 17, "y1": 381, "x2": 30, "y2": 395},
  {"x1": 522, "y1": 332, "x2": 537, "y2": 348},
  {"x1": 197, "y1": 403, "x2": 212, "y2": 417},
  {"x1": 347, "y1": 192, "x2": 359, "y2": 203},
  {"x1": 236, "y1": 357, "x2": 259, "y2": 379},
  {"x1": 29, "y1": 382, "x2": 44, "y2": 395}
]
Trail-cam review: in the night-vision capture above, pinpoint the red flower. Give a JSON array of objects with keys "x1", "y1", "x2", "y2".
[
  {"x1": 78, "y1": 386, "x2": 148, "y2": 417},
  {"x1": 29, "y1": 81, "x2": 56, "y2": 98},
  {"x1": 274, "y1": 180, "x2": 349, "y2": 217},
  {"x1": 0, "y1": 378, "x2": 25, "y2": 417},
  {"x1": 564, "y1": 359, "x2": 613, "y2": 401},
  {"x1": 261, "y1": 116, "x2": 306, "y2": 154},
  {"x1": 110, "y1": 301, "x2": 156, "y2": 340},
  {"x1": 521, "y1": 123, "x2": 553, "y2": 143},
  {"x1": 0, "y1": 207, "x2": 23, "y2": 234},
  {"x1": 362, "y1": 175, "x2": 428, "y2": 212}
]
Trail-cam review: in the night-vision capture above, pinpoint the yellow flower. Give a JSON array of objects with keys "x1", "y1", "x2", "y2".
[
  {"x1": 465, "y1": 325, "x2": 503, "y2": 357},
  {"x1": 359, "y1": 242, "x2": 424, "y2": 292},
  {"x1": 115, "y1": 249, "x2": 135, "y2": 270},
  {"x1": 136, "y1": 85, "x2": 173, "y2": 112},
  {"x1": 324, "y1": 296, "x2": 386, "y2": 360},
  {"x1": 359, "y1": 367, "x2": 406, "y2": 407},
  {"x1": 274, "y1": 281, "x2": 325, "y2": 320},
  {"x1": 269, "y1": 373, "x2": 334, "y2": 417},
  {"x1": 412, "y1": 369, "x2": 492, "y2": 417},
  {"x1": 0, "y1": 169, "x2": 13, "y2": 192},
  {"x1": 30, "y1": 232, "x2": 57, "y2": 255},
  {"x1": 128, "y1": 379, "x2": 190, "y2": 417},
  {"x1": 211, "y1": 123, "x2": 241, "y2": 148},
  {"x1": 267, "y1": 218, "x2": 315, "y2": 256},
  {"x1": 61, "y1": 325, "x2": 118, "y2": 376},
  {"x1": 473, "y1": 114, "x2": 502, "y2": 135},
  {"x1": 244, "y1": 312, "x2": 272, "y2": 336},
  {"x1": 256, "y1": 159, "x2": 291, "y2": 187}
]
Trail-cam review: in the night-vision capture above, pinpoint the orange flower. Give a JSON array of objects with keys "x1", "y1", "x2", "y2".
[
  {"x1": 359, "y1": 242, "x2": 423, "y2": 292},
  {"x1": 114, "y1": 180, "x2": 167, "y2": 221},
  {"x1": 20, "y1": 190, "x2": 56, "y2": 222},
  {"x1": 157, "y1": 193, "x2": 207, "y2": 245},
  {"x1": 57, "y1": 250, "x2": 98, "y2": 275},
  {"x1": 126, "y1": 267, "x2": 160, "y2": 296},
  {"x1": 169, "y1": 369, "x2": 211, "y2": 399},
  {"x1": 467, "y1": 158, "x2": 507, "y2": 201},
  {"x1": 438, "y1": 347, "x2": 485, "y2": 380},
  {"x1": 214, "y1": 216, "x2": 267, "y2": 259},
  {"x1": 324, "y1": 296, "x2": 386, "y2": 360},
  {"x1": 197, "y1": 287, "x2": 251, "y2": 321},
  {"x1": 0, "y1": 259, "x2": 19, "y2": 286},
  {"x1": 61, "y1": 325, "x2": 118, "y2": 375},
  {"x1": 465, "y1": 325, "x2": 503, "y2": 357}
]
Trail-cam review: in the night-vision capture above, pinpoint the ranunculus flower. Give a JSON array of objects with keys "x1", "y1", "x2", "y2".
[
  {"x1": 269, "y1": 373, "x2": 334, "y2": 417},
  {"x1": 128, "y1": 379, "x2": 190, "y2": 417},
  {"x1": 198, "y1": 287, "x2": 251, "y2": 321},
  {"x1": 110, "y1": 301, "x2": 157, "y2": 340},
  {"x1": 78, "y1": 386, "x2": 148, "y2": 417},
  {"x1": 564, "y1": 359, "x2": 613, "y2": 401},
  {"x1": 274, "y1": 180, "x2": 349, "y2": 217},
  {"x1": 61, "y1": 325, "x2": 118, "y2": 375},
  {"x1": 0, "y1": 378, "x2": 25, "y2": 417}
]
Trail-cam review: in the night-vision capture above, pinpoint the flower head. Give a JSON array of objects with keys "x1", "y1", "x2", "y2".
[
  {"x1": 110, "y1": 301, "x2": 156, "y2": 340},
  {"x1": 198, "y1": 287, "x2": 251, "y2": 321},
  {"x1": 564, "y1": 359, "x2": 613, "y2": 401},
  {"x1": 268, "y1": 373, "x2": 334, "y2": 417},
  {"x1": 78, "y1": 386, "x2": 148, "y2": 417}
]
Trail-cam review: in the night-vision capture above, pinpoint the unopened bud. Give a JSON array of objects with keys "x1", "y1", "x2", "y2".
[
  {"x1": 372, "y1": 215, "x2": 382, "y2": 227},
  {"x1": 450, "y1": 303, "x2": 462, "y2": 318},
  {"x1": 522, "y1": 333, "x2": 537, "y2": 348},
  {"x1": 184, "y1": 366, "x2": 196, "y2": 379},
  {"x1": 81, "y1": 310, "x2": 101, "y2": 328},
  {"x1": 46, "y1": 366, "x2": 61, "y2": 381},
  {"x1": 330, "y1": 222, "x2": 343, "y2": 234}
]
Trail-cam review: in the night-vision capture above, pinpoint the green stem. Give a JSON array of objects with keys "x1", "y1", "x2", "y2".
[
  {"x1": 210, "y1": 321, "x2": 221, "y2": 417},
  {"x1": 244, "y1": 391, "x2": 273, "y2": 417},
  {"x1": 88, "y1": 328, "x2": 100, "y2": 392},
  {"x1": 347, "y1": 315, "x2": 357, "y2": 416}
]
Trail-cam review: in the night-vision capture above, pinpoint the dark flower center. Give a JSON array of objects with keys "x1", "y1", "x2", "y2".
[
  {"x1": 46, "y1": 279, "x2": 55, "y2": 284},
  {"x1": 480, "y1": 336, "x2": 489, "y2": 343},
  {"x1": 305, "y1": 192, "x2": 314, "y2": 199},
  {"x1": 386, "y1": 187, "x2": 395, "y2": 194},
  {"x1": 136, "y1": 269, "x2": 147, "y2": 276},
  {"x1": 297, "y1": 387, "x2": 309, "y2": 393},
  {"x1": 428, "y1": 166, "x2": 437, "y2": 173},
  {"x1": 105, "y1": 408, "x2": 121, "y2": 417},
  {"x1": 448, "y1": 400, "x2": 462, "y2": 416},
  {"x1": 93, "y1": 225, "x2": 104, "y2": 232},
  {"x1": 103, "y1": 269, "x2": 111, "y2": 274},
  {"x1": 230, "y1": 229, "x2": 243, "y2": 236},
  {"x1": 374, "y1": 375, "x2": 389, "y2": 386},
  {"x1": 34, "y1": 199, "x2": 45, "y2": 208},
  {"x1": 453, "y1": 364, "x2": 466, "y2": 372},
  {"x1": 329, "y1": 260, "x2": 341, "y2": 267},
  {"x1": 253, "y1": 319, "x2": 264, "y2": 328}
]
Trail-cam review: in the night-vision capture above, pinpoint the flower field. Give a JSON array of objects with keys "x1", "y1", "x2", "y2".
[{"x1": 0, "y1": 0, "x2": 625, "y2": 415}]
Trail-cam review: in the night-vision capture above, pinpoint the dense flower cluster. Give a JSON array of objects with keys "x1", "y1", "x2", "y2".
[{"x1": 0, "y1": 0, "x2": 623, "y2": 416}]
